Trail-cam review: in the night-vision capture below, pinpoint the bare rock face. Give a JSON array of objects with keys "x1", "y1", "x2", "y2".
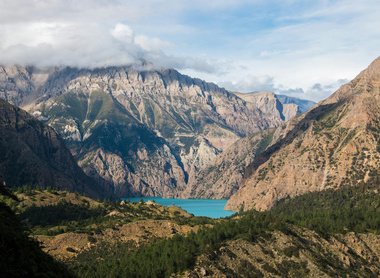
[
  {"x1": 282, "y1": 103, "x2": 301, "y2": 121},
  {"x1": 0, "y1": 66, "x2": 297, "y2": 198},
  {"x1": 233, "y1": 91, "x2": 285, "y2": 122},
  {"x1": 226, "y1": 56, "x2": 380, "y2": 211},
  {"x1": 0, "y1": 99, "x2": 113, "y2": 200}
]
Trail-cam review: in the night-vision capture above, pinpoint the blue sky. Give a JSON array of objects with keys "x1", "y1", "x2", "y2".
[{"x1": 0, "y1": 0, "x2": 379, "y2": 101}]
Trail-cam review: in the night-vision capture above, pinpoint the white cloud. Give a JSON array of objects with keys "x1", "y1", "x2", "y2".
[
  {"x1": 218, "y1": 75, "x2": 275, "y2": 92},
  {"x1": 135, "y1": 35, "x2": 175, "y2": 52},
  {"x1": 276, "y1": 79, "x2": 349, "y2": 102},
  {"x1": 0, "y1": 21, "x2": 216, "y2": 72},
  {"x1": 111, "y1": 24, "x2": 135, "y2": 44}
]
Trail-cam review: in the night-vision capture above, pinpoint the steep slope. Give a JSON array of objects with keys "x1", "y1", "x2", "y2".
[
  {"x1": 0, "y1": 66, "x2": 293, "y2": 198},
  {"x1": 226, "y1": 56, "x2": 380, "y2": 211},
  {"x1": 0, "y1": 99, "x2": 113, "y2": 199}
]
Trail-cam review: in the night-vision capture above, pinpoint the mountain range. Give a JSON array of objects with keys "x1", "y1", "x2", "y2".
[{"x1": 0, "y1": 66, "x2": 311, "y2": 198}]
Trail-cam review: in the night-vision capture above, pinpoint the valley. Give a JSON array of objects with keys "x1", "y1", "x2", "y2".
[
  {"x1": 2, "y1": 55, "x2": 380, "y2": 278},
  {"x1": 1, "y1": 0, "x2": 380, "y2": 276}
]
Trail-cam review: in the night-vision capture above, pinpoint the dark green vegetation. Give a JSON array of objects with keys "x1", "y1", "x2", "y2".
[
  {"x1": 70, "y1": 212, "x2": 279, "y2": 278},
  {"x1": 0, "y1": 184, "x2": 74, "y2": 277},
  {"x1": 271, "y1": 182, "x2": 380, "y2": 235}
]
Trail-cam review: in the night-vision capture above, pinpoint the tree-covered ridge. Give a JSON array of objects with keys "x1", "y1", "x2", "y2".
[{"x1": 270, "y1": 182, "x2": 380, "y2": 235}]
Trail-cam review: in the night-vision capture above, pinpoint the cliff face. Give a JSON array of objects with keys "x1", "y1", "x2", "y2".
[
  {"x1": 226, "y1": 56, "x2": 380, "y2": 211},
  {"x1": 0, "y1": 99, "x2": 112, "y2": 199},
  {"x1": 0, "y1": 66, "x2": 298, "y2": 198}
]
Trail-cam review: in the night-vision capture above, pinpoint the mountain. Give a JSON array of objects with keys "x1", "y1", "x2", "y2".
[
  {"x1": 0, "y1": 66, "x2": 300, "y2": 198},
  {"x1": 226, "y1": 56, "x2": 380, "y2": 211},
  {"x1": 0, "y1": 98, "x2": 113, "y2": 199},
  {"x1": 180, "y1": 92, "x2": 305, "y2": 200},
  {"x1": 276, "y1": 94, "x2": 316, "y2": 113},
  {"x1": 233, "y1": 91, "x2": 302, "y2": 121}
]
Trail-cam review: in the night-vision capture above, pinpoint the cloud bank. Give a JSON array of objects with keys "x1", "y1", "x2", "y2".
[
  {"x1": 0, "y1": 21, "x2": 214, "y2": 73},
  {"x1": 0, "y1": 0, "x2": 379, "y2": 101},
  {"x1": 218, "y1": 74, "x2": 348, "y2": 102}
]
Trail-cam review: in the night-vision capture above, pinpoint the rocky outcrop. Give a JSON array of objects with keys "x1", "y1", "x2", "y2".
[
  {"x1": 226, "y1": 56, "x2": 380, "y2": 211},
  {"x1": 0, "y1": 99, "x2": 113, "y2": 200},
  {"x1": 0, "y1": 66, "x2": 298, "y2": 198}
]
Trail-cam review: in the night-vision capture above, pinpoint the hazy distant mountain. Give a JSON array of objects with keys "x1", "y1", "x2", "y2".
[
  {"x1": 0, "y1": 99, "x2": 112, "y2": 199},
  {"x1": 0, "y1": 66, "x2": 299, "y2": 198},
  {"x1": 226, "y1": 56, "x2": 380, "y2": 211},
  {"x1": 276, "y1": 94, "x2": 316, "y2": 113}
]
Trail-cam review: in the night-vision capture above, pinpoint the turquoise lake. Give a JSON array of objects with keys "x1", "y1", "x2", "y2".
[{"x1": 124, "y1": 197, "x2": 236, "y2": 219}]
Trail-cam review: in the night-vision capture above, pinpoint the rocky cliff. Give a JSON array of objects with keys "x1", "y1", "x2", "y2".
[
  {"x1": 226, "y1": 56, "x2": 380, "y2": 211},
  {"x1": 0, "y1": 99, "x2": 112, "y2": 199},
  {"x1": 0, "y1": 66, "x2": 299, "y2": 198}
]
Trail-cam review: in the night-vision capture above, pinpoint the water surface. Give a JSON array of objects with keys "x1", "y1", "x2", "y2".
[{"x1": 124, "y1": 197, "x2": 236, "y2": 219}]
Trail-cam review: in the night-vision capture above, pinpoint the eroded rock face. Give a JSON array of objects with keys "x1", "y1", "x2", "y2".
[
  {"x1": 226, "y1": 56, "x2": 380, "y2": 211},
  {"x1": 0, "y1": 66, "x2": 296, "y2": 198}
]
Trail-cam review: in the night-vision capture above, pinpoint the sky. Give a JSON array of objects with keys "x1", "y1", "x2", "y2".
[{"x1": 0, "y1": 0, "x2": 379, "y2": 102}]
